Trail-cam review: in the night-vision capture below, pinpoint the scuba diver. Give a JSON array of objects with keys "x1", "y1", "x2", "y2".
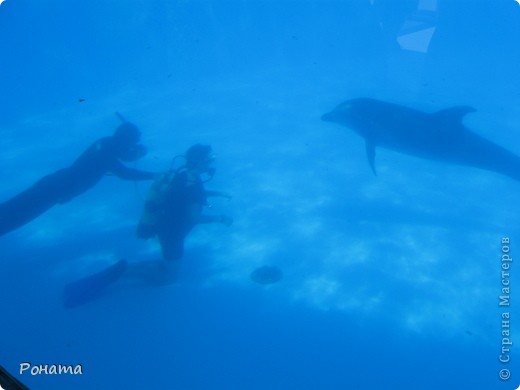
[
  {"x1": 63, "y1": 144, "x2": 232, "y2": 308},
  {"x1": 137, "y1": 143, "x2": 233, "y2": 260},
  {"x1": 0, "y1": 117, "x2": 155, "y2": 237}
]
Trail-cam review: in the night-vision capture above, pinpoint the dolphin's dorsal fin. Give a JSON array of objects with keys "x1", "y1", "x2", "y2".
[
  {"x1": 433, "y1": 106, "x2": 476, "y2": 123},
  {"x1": 365, "y1": 141, "x2": 377, "y2": 175}
]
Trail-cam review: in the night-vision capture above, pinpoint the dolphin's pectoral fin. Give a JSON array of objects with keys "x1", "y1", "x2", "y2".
[
  {"x1": 434, "y1": 106, "x2": 476, "y2": 124},
  {"x1": 365, "y1": 141, "x2": 377, "y2": 175}
]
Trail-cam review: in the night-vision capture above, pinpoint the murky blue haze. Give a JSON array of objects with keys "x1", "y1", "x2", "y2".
[{"x1": 0, "y1": 0, "x2": 519, "y2": 389}]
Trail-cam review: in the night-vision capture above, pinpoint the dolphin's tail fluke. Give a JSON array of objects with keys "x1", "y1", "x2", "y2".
[{"x1": 461, "y1": 132, "x2": 520, "y2": 183}]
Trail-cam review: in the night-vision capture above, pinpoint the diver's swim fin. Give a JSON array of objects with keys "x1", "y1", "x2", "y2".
[{"x1": 63, "y1": 259, "x2": 128, "y2": 309}]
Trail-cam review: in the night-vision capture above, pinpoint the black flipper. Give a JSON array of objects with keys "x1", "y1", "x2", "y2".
[{"x1": 63, "y1": 259, "x2": 128, "y2": 308}]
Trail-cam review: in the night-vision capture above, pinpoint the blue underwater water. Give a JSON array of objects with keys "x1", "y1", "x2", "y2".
[{"x1": 1, "y1": 0, "x2": 520, "y2": 389}]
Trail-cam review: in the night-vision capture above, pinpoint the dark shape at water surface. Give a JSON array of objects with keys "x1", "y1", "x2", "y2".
[
  {"x1": 250, "y1": 266, "x2": 283, "y2": 285},
  {"x1": 0, "y1": 364, "x2": 29, "y2": 390}
]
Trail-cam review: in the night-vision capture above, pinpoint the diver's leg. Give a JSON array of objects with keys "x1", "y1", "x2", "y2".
[
  {"x1": 116, "y1": 232, "x2": 185, "y2": 286},
  {"x1": 0, "y1": 170, "x2": 69, "y2": 236},
  {"x1": 158, "y1": 232, "x2": 185, "y2": 261}
]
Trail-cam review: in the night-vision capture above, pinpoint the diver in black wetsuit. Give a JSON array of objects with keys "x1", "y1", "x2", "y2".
[
  {"x1": 0, "y1": 121, "x2": 155, "y2": 236},
  {"x1": 137, "y1": 144, "x2": 232, "y2": 261}
]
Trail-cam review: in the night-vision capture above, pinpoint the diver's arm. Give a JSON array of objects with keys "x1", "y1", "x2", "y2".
[
  {"x1": 110, "y1": 161, "x2": 156, "y2": 181},
  {"x1": 197, "y1": 214, "x2": 233, "y2": 226}
]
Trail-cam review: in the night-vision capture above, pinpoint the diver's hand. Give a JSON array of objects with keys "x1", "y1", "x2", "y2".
[
  {"x1": 219, "y1": 192, "x2": 232, "y2": 200},
  {"x1": 207, "y1": 190, "x2": 232, "y2": 199},
  {"x1": 219, "y1": 215, "x2": 233, "y2": 227}
]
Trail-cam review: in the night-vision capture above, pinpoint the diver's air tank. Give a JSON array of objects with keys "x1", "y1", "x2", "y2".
[{"x1": 136, "y1": 171, "x2": 174, "y2": 239}]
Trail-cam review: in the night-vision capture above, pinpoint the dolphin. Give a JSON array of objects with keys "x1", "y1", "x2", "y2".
[{"x1": 321, "y1": 98, "x2": 520, "y2": 181}]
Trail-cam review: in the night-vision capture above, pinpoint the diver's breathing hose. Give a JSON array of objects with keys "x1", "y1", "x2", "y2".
[{"x1": 170, "y1": 154, "x2": 186, "y2": 173}]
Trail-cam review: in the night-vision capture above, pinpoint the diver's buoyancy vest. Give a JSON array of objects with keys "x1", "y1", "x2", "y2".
[{"x1": 136, "y1": 171, "x2": 175, "y2": 239}]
